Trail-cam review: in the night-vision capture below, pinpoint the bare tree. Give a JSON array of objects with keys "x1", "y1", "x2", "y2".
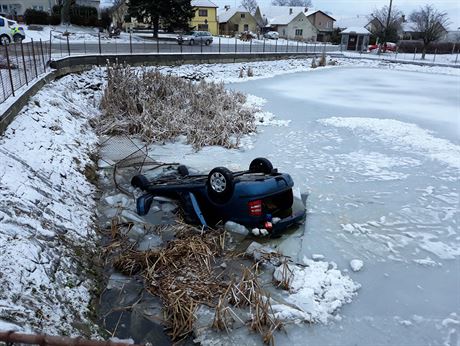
[
  {"x1": 109, "y1": 0, "x2": 127, "y2": 28},
  {"x1": 368, "y1": 5, "x2": 404, "y2": 44},
  {"x1": 409, "y1": 5, "x2": 450, "y2": 59},
  {"x1": 241, "y1": 0, "x2": 258, "y2": 14},
  {"x1": 271, "y1": 0, "x2": 313, "y2": 7}
]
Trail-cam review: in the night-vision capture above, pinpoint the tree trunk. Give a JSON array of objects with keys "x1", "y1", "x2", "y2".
[
  {"x1": 422, "y1": 46, "x2": 427, "y2": 60},
  {"x1": 61, "y1": 0, "x2": 71, "y2": 25}
]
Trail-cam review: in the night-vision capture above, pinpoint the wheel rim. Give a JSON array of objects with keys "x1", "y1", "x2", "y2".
[
  {"x1": 210, "y1": 172, "x2": 226, "y2": 193},
  {"x1": 1, "y1": 37, "x2": 9, "y2": 45}
]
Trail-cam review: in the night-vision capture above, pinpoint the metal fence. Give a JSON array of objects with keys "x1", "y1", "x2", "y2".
[{"x1": 0, "y1": 39, "x2": 50, "y2": 104}]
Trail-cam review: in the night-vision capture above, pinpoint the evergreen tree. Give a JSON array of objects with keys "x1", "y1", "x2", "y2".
[{"x1": 128, "y1": 0, "x2": 194, "y2": 37}]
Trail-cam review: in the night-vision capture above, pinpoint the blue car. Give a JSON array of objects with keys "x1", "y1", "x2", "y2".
[{"x1": 131, "y1": 158, "x2": 305, "y2": 236}]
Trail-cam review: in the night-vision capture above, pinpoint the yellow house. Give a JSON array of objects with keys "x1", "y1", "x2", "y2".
[{"x1": 191, "y1": 0, "x2": 219, "y2": 35}]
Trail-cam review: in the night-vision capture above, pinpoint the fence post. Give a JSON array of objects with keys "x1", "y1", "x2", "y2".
[
  {"x1": 218, "y1": 36, "x2": 221, "y2": 53},
  {"x1": 456, "y1": 50, "x2": 459, "y2": 64},
  {"x1": 452, "y1": 43, "x2": 456, "y2": 55},
  {"x1": 66, "y1": 35, "x2": 70, "y2": 56},
  {"x1": 234, "y1": 36, "x2": 237, "y2": 53},
  {"x1": 4, "y1": 45, "x2": 15, "y2": 97},
  {"x1": 314, "y1": 42, "x2": 317, "y2": 56},
  {"x1": 0, "y1": 70, "x2": 7, "y2": 100},
  {"x1": 13, "y1": 43, "x2": 22, "y2": 85},
  {"x1": 98, "y1": 32, "x2": 102, "y2": 54},
  {"x1": 263, "y1": 38, "x2": 265, "y2": 53},
  {"x1": 129, "y1": 31, "x2": 132, "y2": 54},
  {"x1": 31, "y1": 39, "x2": 39, "y2": 78},
  {"x1": 84, "y1": 38, "x2": 87, "y2": 54},
  {"x1": 20, "y1": 41, "x2": 28, "y2": 85},
  {"x1": 156, "y1": 38, "x2": 159, "y2": 54},
  {"x1": 433, "y1": 48, "x2": 437, "y2": 62},
  {"x1": 296, "y1": 40, "x2": 299, "y2": 53},
  {"x1": 250, "y1": 39, "x2": 252, "y2": 54},
  {"x1": 39, "y1": 39, "x2": 46, "y2": 73},
  {"x1": 275, "y1": 39, "x2": 277, "y2": 53},
  {"x1": 413, "y1": 47, "x2": 417, "y2": 60},
  {"x1": 49, "y1": 30, "x2": 52, "y2": 61}
]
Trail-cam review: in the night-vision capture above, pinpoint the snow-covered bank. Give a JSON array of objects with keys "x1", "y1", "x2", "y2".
[{"x1": 0, "y1": 69, "x2": 103, "y2": 335}]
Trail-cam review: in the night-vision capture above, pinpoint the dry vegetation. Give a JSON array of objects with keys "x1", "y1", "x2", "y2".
[
  {"x1": 99, "y1": 63, "x2": 257, "y2": 149},
  {"x1": 106, "y1": 220, "x2": 281, "y2": 343}
]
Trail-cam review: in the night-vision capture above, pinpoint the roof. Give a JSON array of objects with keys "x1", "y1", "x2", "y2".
[
  {"x1": 218, "y1": 7, "x2": 247, "y2": 23},
  {"x1": 191, "y1": 0, "x2": 218, "y2": 8},
  {"x1": 336, "y1": 15, "x2": 370, "y2": 29},
  {"x1": 258, "y1": 6, "x2": 310, "y2": 25},
  {"x1": 340, "y1": 26, "x2": 371, "y2": 35}
]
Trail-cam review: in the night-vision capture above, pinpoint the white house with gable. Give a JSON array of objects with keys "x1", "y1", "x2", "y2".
[{"x1": 254, "y1": 5, "x2": 318, "y2": 41}]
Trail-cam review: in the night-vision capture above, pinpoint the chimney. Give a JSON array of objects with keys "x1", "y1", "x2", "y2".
[
  {"x1": 289, "y1": 8, "x2": 293, "y2": 15},
  {"x1": 224, "y1": 5, "x2": 230, "y2": 11}
]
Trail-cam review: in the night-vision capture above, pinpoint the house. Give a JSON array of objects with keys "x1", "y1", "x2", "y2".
[
  {"x1": 254, "y1": 5, "x2": 318, "y2": 41},
  {"x1": 306, "y1": 10, "x2": 336, "y2": 41},
  {"x1": 191, "y1": 0, "x2": 218, "y2": 35},
  {"x1": 218, "y1": 6, "x2": 257, "y2": 36},
  {"x1": 400, "y1": 21, "x2": 448, "y2": 41},
  {"x1": 0, "y1": 0, "x2": 100, "y2": 17}
]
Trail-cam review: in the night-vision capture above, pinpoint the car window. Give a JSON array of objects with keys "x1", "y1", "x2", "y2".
[
  {"x1": 8, "y1": 20, "x2": 14, "y2": 26},
  {"x1": 0, "y1": 18, "x2": 4, "y2": 27}
]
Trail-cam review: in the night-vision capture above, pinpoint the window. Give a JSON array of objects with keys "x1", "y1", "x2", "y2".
[
  {"x1": 241, "y1": 13, "x2": 245, "y2": 18},
  {"x1": 244, "y1": 24, "x2": 248, "y2": 31},
  {"x1": 0, "y1": 18, "x2": 4, "y2": 26},
  {"x1": 233, "y1": 24, "x2": 239, "y2": 32},
  {"x1": 199, "y1": 9, "x2": 207, "y2": 17},
  {"x1": 198, "y1": 24, "x2": 208, "y2": 30},
  {"x1": 32, "y1": 5, "x2": 44, "y2": 10},
  {"x1": 295, "y1": 29, "x2": 303, "y2": 36},
  {"x1": 326, "y1": 21, "x2": 331, "y2": 28}
]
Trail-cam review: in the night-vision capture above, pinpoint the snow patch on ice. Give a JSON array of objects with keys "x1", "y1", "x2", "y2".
[
  {"x1": 319, "y1": 117, "x2": 460, "y2": 170},
  {"x1": 350, "y1": 259, "x2": 364, "y2": 272}
]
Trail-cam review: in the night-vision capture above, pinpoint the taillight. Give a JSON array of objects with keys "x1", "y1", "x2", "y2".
[{"x1": 248, "y1": 200, "x2": 263, "y2": 216}]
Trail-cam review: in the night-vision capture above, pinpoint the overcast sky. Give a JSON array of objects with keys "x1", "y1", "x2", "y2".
[{"x1": 101, "y1": 0, "x2": 460, "y2": 30}]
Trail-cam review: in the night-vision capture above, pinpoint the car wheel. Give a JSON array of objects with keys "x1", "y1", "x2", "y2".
[
  {"x1": 249, "y1": 158, "x2": 273, "y2": 174},
  {"x1": 205, "y1": 40, "x2": 211, "y2": 46},
  {"x1": 0, "y1": 35, "x2": 11, "y2": 46},
  {"x1": 189, "y1": 39, "x2": 194, "y2": 45},
  {"x1": 13, "y1": 34, "x2": 23, "y2": 43},
  {"x1": 207, "y1": 167, "x2": 234, "y2": 203},
  {"x1": 178, "y1": 165, "x2": 189, "y2": 177},
  {"x1": 131, "y1": 174, "x2": 150, "y2": 190}
]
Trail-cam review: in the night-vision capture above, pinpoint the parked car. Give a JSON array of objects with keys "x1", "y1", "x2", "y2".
[
  {"x1": 368, "y1": 42, "x2": 397, "y2": 52},
  {"x1": 0, "y1": 16, "x2": 25, "y2": 45},
  {"x1": 132, "y1": 158, "x2": 306, "y2": 236},
  {"x1": 263, "y1": 31, "x2": 279, "y2": 40},
  {"x1": 176, "y1": 31, "x2": 213, "y2": 45}
]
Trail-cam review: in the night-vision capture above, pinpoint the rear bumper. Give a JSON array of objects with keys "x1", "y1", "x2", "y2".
[{"x1": 271, "y1": 207, "x2": 306, "y2": 236}]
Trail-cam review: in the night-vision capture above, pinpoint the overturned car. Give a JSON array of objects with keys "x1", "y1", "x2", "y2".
[{"x1": 131, "y1": 158, "x2": 306, "y2": 236}]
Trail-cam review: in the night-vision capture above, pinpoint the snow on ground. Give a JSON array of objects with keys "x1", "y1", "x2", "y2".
[{"x1": 0, "y1": 69, "x2": 103, "y2": 335}]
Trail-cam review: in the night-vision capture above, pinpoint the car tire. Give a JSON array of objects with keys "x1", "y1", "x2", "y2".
[
  {"x1": 189, "y1": 39, "x2": 194, "y2": 45},
  {"x1": 13, "y1": 34, "x2": 23, "y2": 43},
  {"x1": 207, "y1": 167, "x2": 234, "y2": 203},
  {"x1": 249, "y1": 158, "x2": 273, "y2": 174},
  {"x1": 0, "y1": 35, "x2": 11, "y2": 46},
  {"x1": 131, "y1": 174, "x2": 150, "y2": 190},
  {"x1": 178, "y1": 165, "x2": 189, "y2": 177},
  {"x1": 205, "y1": 40, "x2": 211, "y2": 46}
]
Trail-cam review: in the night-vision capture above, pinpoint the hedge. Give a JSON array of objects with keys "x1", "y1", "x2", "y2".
[{"x1": 24, "y1": 9, "x2": 50, "y2": 25}]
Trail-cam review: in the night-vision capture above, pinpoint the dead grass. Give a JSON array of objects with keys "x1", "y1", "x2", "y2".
[
  {"x1": 99, "y1": 63, "x2": 257, "y2": 150},
  {"x1": 107, "y1": 220, "x2": 281, "y2": 343}
]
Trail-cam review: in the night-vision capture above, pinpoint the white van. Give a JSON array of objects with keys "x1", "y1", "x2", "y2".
[{"x1": 0, "y1": 16, "x2": 26, "y2": 45}]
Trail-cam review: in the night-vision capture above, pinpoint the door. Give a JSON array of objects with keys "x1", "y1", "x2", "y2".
[{"x1": 347, "y1": 35, "x2": 357, "y2": 50}]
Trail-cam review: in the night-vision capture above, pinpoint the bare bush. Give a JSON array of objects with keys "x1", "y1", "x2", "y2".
[{"x1": 99, "y1": 63, "x2": 257, "y2": 149}]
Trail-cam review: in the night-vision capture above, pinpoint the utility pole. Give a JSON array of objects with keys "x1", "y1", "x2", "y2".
[{"x1": 383, "y1": 0, "x2": 393, "y2": 50}]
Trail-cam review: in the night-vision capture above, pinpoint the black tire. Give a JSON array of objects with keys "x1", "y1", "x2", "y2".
[
  {"x1": 0, "y1": 35, "x2": 11, "y2": 46},
  {"x1": 13, "y1": 34, "x2": 23, "y2": 43},
  {"x1": 189, "y1": 39, "x2": 194, "y2": 45},
  {"x1": 207, "y1": 167, "x2": 234, "y2": 203},
  {"x1": 178, "y1": 165, "x2": 189, "y2": 177},
  {"x1": 205, "y1": 40, "x2": 211, "y2": 46},
  {"x1": 131, "y1": 174, "x2": 150, "y2": 190},
  {"x1": 249, "y1": 157, "x2": 273, "y2": 174}
]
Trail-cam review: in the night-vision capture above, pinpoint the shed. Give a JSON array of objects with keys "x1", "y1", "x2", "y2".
[{"x1": 340, "y1": 26, "x2": 370, "y2": 51}]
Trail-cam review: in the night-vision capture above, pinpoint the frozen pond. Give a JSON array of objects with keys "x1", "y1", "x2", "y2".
[
  {"x1": 145, "y1": 66, "x2": 459, "y2": 345},
  {"x1": 228, "y1": 67, "x2": 460, "y2": 346}
]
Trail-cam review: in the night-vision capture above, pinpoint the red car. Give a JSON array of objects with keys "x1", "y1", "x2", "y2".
[{"x1": 368, "y1": 42, "x2": 397, "y2": 52}]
